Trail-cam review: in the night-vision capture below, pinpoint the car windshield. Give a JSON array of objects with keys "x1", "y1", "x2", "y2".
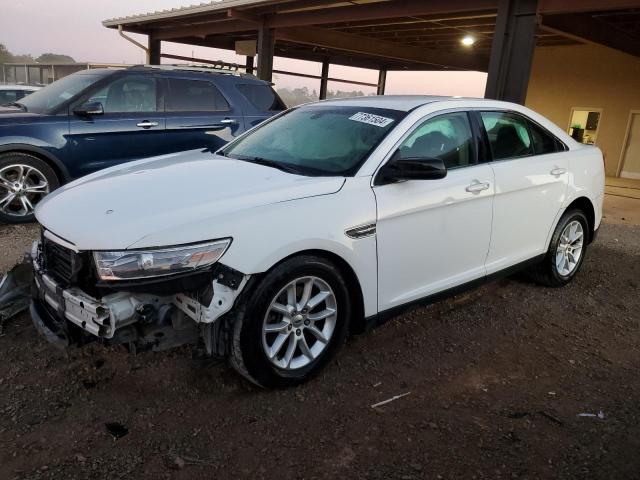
[
  {"x1": 18, "y1": 72, "x2": 106, "y2": 114},
  {"x1": 221, "y1": 105, "x2": 406, "y2": 176}
]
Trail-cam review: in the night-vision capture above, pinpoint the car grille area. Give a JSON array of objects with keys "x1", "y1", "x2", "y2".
[{"x1": 42, "y1": 236, "x2": 83, "y2": 286}]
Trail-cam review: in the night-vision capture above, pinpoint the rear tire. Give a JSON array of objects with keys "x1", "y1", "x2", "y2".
[
  {"x1": 528, "y1": 209, "x2": 589, "y2": 287},
  {"x1": 229, "y1": 255, "x2": 351, "y2": 388},
  {"x1": 0, "y1": 152, "x2": 59, "y2": 224}
]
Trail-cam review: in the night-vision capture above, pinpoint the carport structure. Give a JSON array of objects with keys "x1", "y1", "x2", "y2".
[
  {"x1": 104, "y1": 0, "x2": 640, "y2": 102},
  {"x1": 104, "y1": 0, "x2": 640, "y2": 179}
]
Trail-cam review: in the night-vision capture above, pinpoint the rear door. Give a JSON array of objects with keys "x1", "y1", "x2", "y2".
[
  {"x1": 163, "y1": 77, "x2": 243, "y2": 153},
  {"x1": 68, "y1": 73, "x2": 166, "y2": 177},
  {"x1": 478, "y1": 111, "x2": 569, "y2": 273}
]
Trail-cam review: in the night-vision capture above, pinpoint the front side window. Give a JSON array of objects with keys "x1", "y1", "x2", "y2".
[
  {"x1": 19, "y1": 72, "x2": 106, "y2": 114},
  {"x1": 398, "y1": 112, "x2": 474, "y2": 169},
  {"x1": 166, "y1": 78, "x2": 229, "y2": 112},
  {"x1": 481, "y1": 112, "x2": 533, "y2": 160},
  {"x1": 222, "y1": 105, "x2": 406, "y2": 176},
  {"x1": 236, "y1": 84, "x2": 286, "y2": 111},
  {"x1": 89, "y1": 75, "x2": 158, "y2": 113}
]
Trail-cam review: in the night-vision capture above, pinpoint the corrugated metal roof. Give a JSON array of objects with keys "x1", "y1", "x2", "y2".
[{"x1": 103, "y1": 0, "x2": 272, "y2": 27}]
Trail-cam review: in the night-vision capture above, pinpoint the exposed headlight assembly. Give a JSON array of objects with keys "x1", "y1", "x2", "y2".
[{"x1": 93, "y1": 239, "x2": 231, "y2": 281}]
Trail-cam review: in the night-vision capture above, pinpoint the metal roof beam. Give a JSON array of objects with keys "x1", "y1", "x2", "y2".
[
  {"x1": 541, "y1": 13, "x2": 640, "y2": 57},
  {"x1": 266, "y1": 0, "x2": 498, "y2": 28},
  {"x1": 276, "y1": 25, "x2": 488, "y2": 70},
  {"x1": 152, "y1": 19, "x2": 256, "y2": 40}
]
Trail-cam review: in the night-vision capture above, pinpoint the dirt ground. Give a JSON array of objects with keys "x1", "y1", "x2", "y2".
[{"x1": 0, "y1": 195, "x2": 639, "y2": 480}]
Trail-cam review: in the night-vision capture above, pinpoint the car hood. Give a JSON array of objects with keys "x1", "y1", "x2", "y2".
[{"x1": 36, "y1": 150, "x2": 345, "y2": 250}]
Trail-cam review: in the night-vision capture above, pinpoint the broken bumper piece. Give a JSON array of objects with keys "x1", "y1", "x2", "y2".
[{"x1": 30, "y1": 240, "x2": 249, "y2": 354}]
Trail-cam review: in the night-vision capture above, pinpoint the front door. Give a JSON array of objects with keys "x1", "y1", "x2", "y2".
[
  {"x1": 621, "y1": 112, "x2": 640, "y2": 179},
  {"x1": 479, "y1": 111, "x2": 569, "y2": 274},
  {"x1": 67, "y1": 73, "x2": 166, "y2": 178},
  {"x1": 374, "y1": 111, "x2": 494, "y2": 311}
]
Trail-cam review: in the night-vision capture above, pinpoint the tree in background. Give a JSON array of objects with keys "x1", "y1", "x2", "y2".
[
  {"x1": 35, "y1": 53, "x2": 75, "y2": 63},
  {"x1": 0, "y1": 43, "x2": 74, "y2": 65}
]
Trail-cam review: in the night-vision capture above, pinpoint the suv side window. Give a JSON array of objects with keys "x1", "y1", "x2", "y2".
[
  {"x1": 398, "y1": 112, "x2": 474, "y2": 169},
  {"x1": 481, "y1": 112, "x2": 533, "y2": 160},
  {"x1": 89, "y1": 75, "x2": 158, "y2": 113},
  {"x1": 236, "y1": 84, "x2": 286, "y2": 111},
  {"x1": 166, "y1": 78, "x2": 230, "y2": 112}
]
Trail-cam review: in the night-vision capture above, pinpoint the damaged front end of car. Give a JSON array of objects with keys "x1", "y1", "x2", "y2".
[{"x1": 30, "y1": 230, "x2": 249, "y2": 356}]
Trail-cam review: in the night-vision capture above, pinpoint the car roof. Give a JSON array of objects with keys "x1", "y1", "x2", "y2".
[
  {"x1": 0, "y1": 85, "x2": 41, "y2": 90},
  {"x1": 314, "y1": 95, "x2": 506, "y2": 112}
]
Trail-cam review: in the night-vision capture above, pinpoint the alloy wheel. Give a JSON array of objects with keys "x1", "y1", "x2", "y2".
[
  {"x1": 555, "y1": 220, "x2": 584, "y2": 276},
  {"x1": 262, "y1": 276, "x2": 337, "y2": 370},
  {"x1": 0, "y1": 164, "x2": 50, "y2": 217}
]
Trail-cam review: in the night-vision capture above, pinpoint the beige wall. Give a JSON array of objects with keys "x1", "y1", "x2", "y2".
[{"x1": 525, "y1": 43, "x2": 640, "y2": 177}]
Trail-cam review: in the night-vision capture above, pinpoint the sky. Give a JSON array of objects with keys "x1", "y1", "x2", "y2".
[{"x1": 1, "y1": 0, "x2": 487, "y2": 96}]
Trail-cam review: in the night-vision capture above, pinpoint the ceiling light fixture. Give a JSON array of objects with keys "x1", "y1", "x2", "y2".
[{"x1": 461, "y1": 35, "x2": 476, "y2": 46}]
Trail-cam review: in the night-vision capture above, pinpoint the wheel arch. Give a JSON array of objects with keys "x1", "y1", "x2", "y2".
[
  {"x1": 251, "y1": 248, "x2": 367, "y2": 335},
  {"x1": 0, "y1": 144, "x2": 70, "y2": 184},
  {"x1": 565, "y1": 196, "x2": 596, "y2": 244}
]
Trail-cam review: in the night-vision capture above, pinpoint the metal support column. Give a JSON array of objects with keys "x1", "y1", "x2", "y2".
[
  {"x1": 377, "y1": 67, "x2": 387, "y2": 95},
  {"x1": 148, "y1": 37, "x2": 161, "y2": 65},
  {"x1": 484, "y1": 0, "x2": 538, "y2": 104},
  {"x1": 257, "y1": 24, "x2": 275, "y2": 82},
  {"x1": 245, "y1": 56, "x2": 254, "y2": 74},
  {"x1": 319, "y1": 59, "x2": 330, "y2": 100}
]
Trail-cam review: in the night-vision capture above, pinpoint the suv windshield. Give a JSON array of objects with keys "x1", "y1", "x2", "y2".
[
  {"x1": 19, "y1": 72, "x2": 107, "y2": 114},
  {"x1": 221, "y1": 105, "x2": 405, "y2": 176}
]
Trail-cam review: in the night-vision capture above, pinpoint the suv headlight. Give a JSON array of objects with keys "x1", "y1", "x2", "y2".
[{"x1": 93, "y1": 239, "x2": 231, "y2": 281}]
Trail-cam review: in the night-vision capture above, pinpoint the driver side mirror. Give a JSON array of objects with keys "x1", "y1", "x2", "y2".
[
  {"x1": 73, "y1": 101, "x2": 104, "y2": 117},
  {"x1": 376, "y1": 151, "x2": 447, "y2": 185}
]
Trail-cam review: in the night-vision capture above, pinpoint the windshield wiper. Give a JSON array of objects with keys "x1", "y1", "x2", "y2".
[{"x1": 228, "y1": 154, "x2": 305, "y2": 175}]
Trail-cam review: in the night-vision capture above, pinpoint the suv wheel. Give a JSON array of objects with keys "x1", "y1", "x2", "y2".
[
  {"x1": 529, "y1": 209, "x2": 589, "y2": 287},
  {"x1": 0, "y1": 153, "x2": 59, "y2": 223},
  {"x1": 229, "y1": 255, "x2": 351, "y2": 388}
]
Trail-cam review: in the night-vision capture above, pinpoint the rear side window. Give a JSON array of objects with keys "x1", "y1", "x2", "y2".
[
  {"x1": 528, "y1": 121, "x2": 564, "y2": 154},
  {"x1": 236, "y1": 84, "x2": 286, "y2": 111},
  {"x1": 166, "y1": 78, "x2": 230, "y2": 112},
  {"x1": 481, "y1": 112, "x2": 533, "y2": 160}
]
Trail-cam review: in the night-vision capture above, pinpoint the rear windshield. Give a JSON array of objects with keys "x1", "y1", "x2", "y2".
[
  {"x1": 19, "y1": 72, "x2": 106, "y2": 114},
  {"x1": 221, "y1": 105, "x2": 406, "y2": 176},
  {"x1": 236, "y1": 84, "x2": 286, "y2": 111}
]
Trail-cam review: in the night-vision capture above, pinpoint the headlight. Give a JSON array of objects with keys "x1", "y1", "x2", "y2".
[{"x1": 93, "y1": 239, "x2": 231, "y2": 281}]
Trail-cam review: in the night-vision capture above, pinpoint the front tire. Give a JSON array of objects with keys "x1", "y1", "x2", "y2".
[
  {"x1": 229, "y1": 255, "x2": 351, "y2": 388},
  {"x1": 529, "y1": 209, "x2": 589, "y2": 287},
  {"x1": 0, "y1": 153, "x2": 60, "y2": 223}
]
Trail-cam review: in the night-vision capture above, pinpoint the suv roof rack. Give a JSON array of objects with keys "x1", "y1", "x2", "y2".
[{"x1": 128, "y1": 62, "x2": 260, "y2": 80}]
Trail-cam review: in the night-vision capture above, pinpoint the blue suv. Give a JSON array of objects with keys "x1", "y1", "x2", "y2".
[{"x1": 0, "y1": 65, "x2": 285, "y2": 223}]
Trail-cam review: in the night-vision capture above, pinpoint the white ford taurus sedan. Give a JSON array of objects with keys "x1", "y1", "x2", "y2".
[{"x1": 30, "y1": 96, "x2": 604, "y2": 387}]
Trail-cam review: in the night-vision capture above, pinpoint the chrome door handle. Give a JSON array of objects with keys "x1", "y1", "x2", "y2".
[
  {"x1": 136, "y1": 121, "x2": 159, "y2": 129},
  {"x1": 550, "y1": 167, "x2": 567, "y2": 176},
  {"x1": 219, "y1": 118, "x2": 237, "y2": 125},
  {"x1": 466, "y1": 181, "x2": 490, "y2": 193}
]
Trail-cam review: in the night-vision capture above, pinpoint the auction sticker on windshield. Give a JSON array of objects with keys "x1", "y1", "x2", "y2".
[{"x1": 349, "y1": 112, "x2": 395, "y2": 127}]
